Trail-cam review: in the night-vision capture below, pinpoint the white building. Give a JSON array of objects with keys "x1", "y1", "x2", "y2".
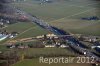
[
  {"x1": 45, "y1": 45, "x2": 55, "y2": 48},
  {"x1": 60, "y1": 44, "x2": 67, "y2": 48}
]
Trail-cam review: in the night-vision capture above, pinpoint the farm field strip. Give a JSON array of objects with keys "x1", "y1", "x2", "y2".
[{"x1": 49, "y1": 8, "x2": 96, "y2": 23}]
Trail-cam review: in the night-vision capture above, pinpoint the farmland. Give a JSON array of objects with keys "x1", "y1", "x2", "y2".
[
  {"x1": 2, "y1": 22, "x2": 49, "y2": 39},
  {"x1": 11, "y1": 0, "x2": 100, "y2": 36},
  {"x1": 0, "y1": 0, "x2": 100, "y2": 66},
  {"x1": 12, "y1": 58, "x2": 92, "y2": 66}
]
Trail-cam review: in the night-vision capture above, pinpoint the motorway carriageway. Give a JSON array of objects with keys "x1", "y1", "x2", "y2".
[{"x1": 16, "y1": 9, "x2": 100, "y2": 63}]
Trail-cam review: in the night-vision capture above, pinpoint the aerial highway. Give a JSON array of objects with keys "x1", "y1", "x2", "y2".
[{"x1": 15, "y1": 8, "x2": 100, "y2": 63}]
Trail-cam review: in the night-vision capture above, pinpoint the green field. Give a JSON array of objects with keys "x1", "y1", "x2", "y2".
[
  {"x1": 17, "y1": 48, "x2": 75, "y2": 57},
  {"x1": 11, "y1": 0, "x2": 100, "y2": 36},
  {"x1": 3, "y1": 22, "x2": 36, "y2": 33},
  {"x1": 11, "y1": 48, "x2": 91, "y2": 66},
  {"x1": 15, "y1": 26, "x2": 48, "y2": 39},
  {"x1": 49, "y1": 19, "x2": 100, "y2": 35},
  {"x1": 13, "y1": 0, "x2": 95, "y2": 21},
  {"x1": 2, "y1": 22, "x2": 48, "y2": 39},
  {"x1": 12, "y1": 59, "x2": 92, "y2": 66},
  {"x1": 0, "y1": 45, "x2": 8, "y2": 51}
]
